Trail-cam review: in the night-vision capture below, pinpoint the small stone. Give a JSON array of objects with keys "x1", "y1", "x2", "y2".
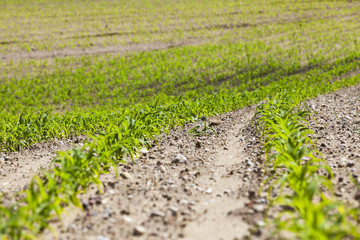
[
  {"x1": 338, "y1": 161, "x2": 346, "y2": 168},
  {"x1": 140, "y1": 148, "x2": 149, "y2": 154},
  {"x1": 97, "y1": 236, "x2": 110, "y2": 240},
  {"x1": 252, "y1": 204, "x2": 265, "y2": 212},
  {"x1": 206, "y1": 188, "x2": 213, "y2": 194},
  {"x1": 150, "y1": 210, "x2": 166, "y2": 218},
  {"x1": 195, "y1": 140, "x2": 201, "y2": 148},
  {"x1": 347, "y1": 160, "x2": 355, "y2": 167},
  {"x1": 159, "y1": 165, "x2": 166, "y2": 173},
  {"x1": 248, "y1": 209, "x2": 255, "y2": 214},
  {"x1": 257, "y1": 221, "x2": 266, "y2": 227},
  {"x1": 224, "y1": 189, "x2": 231, "y2": 195},
  {"x1": 102, "y1": 208, "x2": 113, "y2": 219},
  {"x1": 168, "y1": 206, "x2": 178, "y2": 216},
  {"x1": 172, "y1": 154, "x2": 187, "y2": 164},
  {"x1": 133, "y1": 226, "x2": 146, "y2": 236},
  {"x1": 120, "y1": 172, "x2": 132, "y2": 180},
  {"x1": 258, "y1": 198, "x2": 267, "y2": 204},
  {"x1": 247, "y1": 160, "x2": 255, "y2": 167},
  {"x1": 123, "y1": 216, "x2": 132, "y2": 223}
]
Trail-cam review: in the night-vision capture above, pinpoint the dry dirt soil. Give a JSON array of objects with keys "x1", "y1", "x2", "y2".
[
  {"x1": 0, "y1": 40, "x2": 205, "y2": 62},
  {"x1": 1, "y1": 85, "x2": 360, "y2": 240}
]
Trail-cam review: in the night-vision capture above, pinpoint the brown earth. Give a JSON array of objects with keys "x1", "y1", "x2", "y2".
[
  {"x1": 1, "y1": 85, "x2": 360, "y2": 239},
  {"x1": 42, "y1": 105, "x2": 261, "y2": 240},
  {"x1": 0, "y1": 136, "x2": 85, "y2": 195},
  {"x1": 0, "y1": 40, "x2": 205, "y2": 62}
]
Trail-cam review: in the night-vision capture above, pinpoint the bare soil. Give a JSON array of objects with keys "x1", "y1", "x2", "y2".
[
  {"x1": 44, "y1": 105, "x2": 261, "y2": 240},
  {"x1": 0, "y1": 136, "x2": 84, "y2": 195},
  {"x1": 0, "y1": 40, "x2": 206, "y2": 62},
  {"x1": 1, "y1": 85, "x2": 360, "y2": 239}
]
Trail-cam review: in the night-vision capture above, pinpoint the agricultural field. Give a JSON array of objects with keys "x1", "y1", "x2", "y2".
[{"x1": 0, "y1": 0, "x2": 360, "y2": 239}]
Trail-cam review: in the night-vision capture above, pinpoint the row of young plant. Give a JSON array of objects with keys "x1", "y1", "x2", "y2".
[
  {"x1": 1, "y1": 0, "x2": 357, "y2": 53},
  {"x1": 255, "y1": 94, "x2": 360, "y2": 239},
  {"x1": 1, "y1": 69, "x2": 360, "y2": 239},
  {"x1": 2, "y1": 22, "x2": 359, "y2": 116},
  {"x1": 1, "y1": 50, "x2": 360, "y2": 152}
]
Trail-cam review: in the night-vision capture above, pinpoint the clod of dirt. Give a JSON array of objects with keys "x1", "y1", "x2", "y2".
[
  {"x1": 347, "y1": 160, "x2": 355, "y2": 167},
  {"x1": 355, "y1": 192, "x2": 360, "y2": 201},
  {"x1": 248, "y1": 190, "x2": 256, "y2": 200},
  {"x1": 209, "y1": 120, "x2": 222, "y2": 126}
]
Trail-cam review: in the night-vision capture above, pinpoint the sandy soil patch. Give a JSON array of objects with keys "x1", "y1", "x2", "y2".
[{"x1": 0, "y1": 136, "x2": 85, "y2": 195}]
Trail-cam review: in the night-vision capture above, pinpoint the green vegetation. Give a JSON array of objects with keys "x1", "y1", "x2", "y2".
[
  {"x1": 1, "y1": 68, "x2": 360, "y2": 240},
  {"x1": 0, "y1": 1, "x2": 359, "y2": 152},
  {"x1": 255, "y1": 93, "x2": 360, "y2": 239},
  {"x1": 0, "y1": 0, "x2": 360, "y2": 239},
  {"x1": 1, "y1": 0, "x2": 359, "y2": 53}
]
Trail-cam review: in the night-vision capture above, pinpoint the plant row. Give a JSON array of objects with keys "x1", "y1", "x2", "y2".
[
  {"x1": 1, "y1": 50, "x2": 360, "y2": 152},
  {"x1": 1, "y1": 66, "x2": 360, "y2": 239},
  {"x1": 1, "y1": 0, "x2": 358, "y2": 53},
  {"x1": 255, "y1": 93, "x2": 360, "y2": 239}
]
